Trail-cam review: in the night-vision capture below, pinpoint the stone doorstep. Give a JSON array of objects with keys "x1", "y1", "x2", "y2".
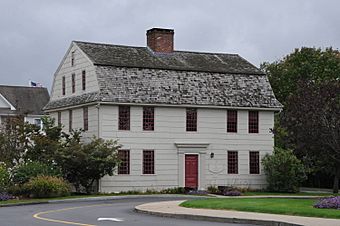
[{"x1": 134, "y1": 200, "x2": 340, "y2": 226}]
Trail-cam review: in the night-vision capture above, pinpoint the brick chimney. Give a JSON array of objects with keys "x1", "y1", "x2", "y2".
[{"x1": 147, "y1": 28, "x2": 174, "y2": 53}]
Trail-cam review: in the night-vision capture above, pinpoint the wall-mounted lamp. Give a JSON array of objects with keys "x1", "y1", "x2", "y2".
[{"x1": 210, "y1": 152, "x2": 214, "y2": 159}]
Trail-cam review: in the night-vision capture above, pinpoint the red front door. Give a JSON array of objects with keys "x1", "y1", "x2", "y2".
[{"x1": 185, "y1": 155, "x2": 198, "y2": 188}]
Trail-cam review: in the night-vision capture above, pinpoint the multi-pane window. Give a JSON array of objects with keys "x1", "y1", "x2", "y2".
[
  {"x1": 62, "y1": 76, "x2": 66, "y2": 95},
  {"x1": 118, "y1": 106, "x2": 130, "y2": 130},
  {"x1": 143, "y1": 150, "x2": 155, "y2": 174},
  {"x1": 227, "y1": 110, "x2": 237, "y2": 133},
  {"x1": 249, "y1": 151, "x2": 260, "y2": 174},
  {"x1": 143, "y1": 107, "x2": 154, "y2": 131},
  {"x1": 71, "y1": 73, "x2": 76, "y2": 93},
  {"x1": 68, "y1": 110, "x2": 72, "y2": 132},
  {"x1": 57, "y1": 112, "x2": 61, "y2": 127},
  {"x1": 118, "y1": 150, "x2": 130, "y2": 175},
  {"x1": 83, "y1": 107, "x2": 88, "y2": 131},
  {"x1": 227, "y1": 151, "x2": 238, "y2": 174},
  {"x1": 71, "y1": 51, "x2": 75, "y2": 66},
  {"x1": 186, "y1": 108, "x2": 197, "y2": 131},
  {"x1": 248, "y1": 111, "x2": 259, "y2": 133},
  {"x1": 82, "y1": 70, "x2": 86, "y2": 91}
]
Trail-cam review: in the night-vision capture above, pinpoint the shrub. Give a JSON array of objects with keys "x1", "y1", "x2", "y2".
[
  {"x1": 7, "y1": 185, "x2": 30, "y2": 197},
  {"x1": 0, "y1": 164, "x2": 10, "y2": 192},
  {"x1": 24, "y1": 175, "x2": 71, "y2": 198},
  {"x1": 0, "y1": 192, "x2": 13, "y2": 201},
  {"x1": 160, "y1": 187, "x2": 186, "y2": 194},
  {"x1": 207, "y1": 185, "x2": 219, "y2": 194},
  {"x1": 262, "y1": 147, "x2": 306, "y2": 192},
  {"x1": 12, "y1": 161, "x2": 61, "y2": 185},
  {"x1": 314, "y1": 196, "x2": 340, "y2": 209},
  {"x1": 223, "y1": 190, "x2": 241, "y2": 196},
  {"x1": 187, "y1": 190, "x2": 208, "y2": 195}
]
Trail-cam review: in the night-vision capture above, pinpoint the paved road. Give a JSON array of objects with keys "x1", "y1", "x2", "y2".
[{"x1": 0, "y1": 197, "x2": 255, "y2": 226}]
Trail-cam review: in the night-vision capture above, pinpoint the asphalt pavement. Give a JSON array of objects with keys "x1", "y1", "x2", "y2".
[{"x1": 0, "y1": 196, "x2": 255, "y2": 226}]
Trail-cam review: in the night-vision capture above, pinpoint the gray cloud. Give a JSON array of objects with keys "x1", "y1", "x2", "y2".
[{"x1": 0, "y1": 0, "x2": 339, "y2": 90}]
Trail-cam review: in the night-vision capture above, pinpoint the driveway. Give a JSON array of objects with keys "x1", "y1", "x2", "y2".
[{"x1": 0, "y1": 196, "x2": 255, "y2": 226}]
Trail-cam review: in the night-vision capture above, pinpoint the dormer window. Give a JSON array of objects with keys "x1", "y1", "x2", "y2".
[{"x1": 71, "y1": 51, "x2": 75, "y2": 66}]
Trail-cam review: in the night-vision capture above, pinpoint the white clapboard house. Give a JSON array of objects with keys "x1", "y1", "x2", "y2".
[{"x1": 44, "y1": 28, "x2": 282, "y2": 192}]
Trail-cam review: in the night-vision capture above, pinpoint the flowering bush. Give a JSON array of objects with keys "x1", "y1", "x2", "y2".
[
  {"x1": 0, "y1": 164, "x2": 10, "y2": 192},
  {"x1": 314, "y1": 196, "x2": 340, "y2": 209},
  {"x1": 0, "y1": 192, "x2": 13, "y2": 201},
  {"x1": 223, "y1": 190, "x2": 241, "y2": 196},
  {"x1": 187, "y1": 190, "x2": 208, "y2": 195}
]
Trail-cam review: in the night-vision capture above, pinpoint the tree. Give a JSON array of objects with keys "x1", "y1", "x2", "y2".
[
  {"x1": 262, "y1": 147, "x2": 306, "y2": 192},
  {"x1": 25, "y1": 116, "x2": 62, "y2": 164},
  {"x1": 262, "y1": 47, "x2": 340, "y2": 105},
  {"x1": 283, "y1": 81, "x2": 340, "y2": 193},
  {"x1": 0, "y1": 117, "x2": 35, "y2": 167},
  {"x1": 262, "y1": 47, "x2": 340, "y2": 192},
  {"x1": 55, "y1": 131, "x2": 120, "y2": 193}
]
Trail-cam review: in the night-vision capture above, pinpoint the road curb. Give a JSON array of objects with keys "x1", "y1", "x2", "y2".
[
  {"x1": 0, "y1": 194, "x2": 202, "y2": 208},
  {"x1": 134, "y1": 206, "x2": 302, "y2": 226}
]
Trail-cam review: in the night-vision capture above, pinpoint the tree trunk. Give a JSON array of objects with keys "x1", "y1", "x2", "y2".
[
  {"x1": 333, "y1": 175, "x2": 339, "y2": 194},
  {"x1": 333, "y1": 167, "x2": 340, "y2": 194}
]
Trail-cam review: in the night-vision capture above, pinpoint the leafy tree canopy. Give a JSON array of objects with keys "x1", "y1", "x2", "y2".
[{"x1": 261, "y1": 47, "x2": 340, "y2": 104}]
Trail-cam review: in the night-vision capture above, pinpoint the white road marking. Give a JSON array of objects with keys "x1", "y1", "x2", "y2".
[{"x1": 97, "y1": 217, "x2": 124, "y2": 222}]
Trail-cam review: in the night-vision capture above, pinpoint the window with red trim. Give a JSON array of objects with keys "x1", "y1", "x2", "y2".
[
  {"x1": 68, "y1": 110, "x2": 72, "y2": 132},
  {"x1": 143, "y1": 107, "x2": 154, "y2": 131},
  {"x1": 118, "y1": 106, "x2": 130, "y2": 130},
  {"x1": 186, "y1": 108, "x2": 197, "y2": 131},
  {"x1": 143, "y1": 150, "x2": 154, "y2": 174},
  {"x1": 228, "y1": 151, "x2": 238, "y2": 174},
  {"x1": 62, "y1": 76, "x2": 66, "y2": 95},
  {"x1": 248, "y1": 111, "x2": 259, "y2": 133},
  {"x1": 249, "y1": 151, "x2": 260, "y2": 174},
  {"x1": 118, "y1": 150, "x2": 130, "y2": 175},
  {"x1": 57, "y1": 112, "x2": 61, "y2": 127},
  {"x1": 82, "y1": 70, "x2": 86, "y2": 91},
  {"x1": 83, "y1": 107, "x2": 88, "y2": 131},
  {"x1": 71, "y1": 73, "x2": 75, "y2": 93},
  {"x1": 227, "y1": 110, "x2": 237, "y2": 133}
]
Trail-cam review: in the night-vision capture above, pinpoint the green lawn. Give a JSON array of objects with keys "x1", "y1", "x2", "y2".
[
  {"x1": 180, "y1": 198, "x2": 340, "y2": 219},
  {"x1": 243, "y1": 191, "x2": 332, "y2": 196}
]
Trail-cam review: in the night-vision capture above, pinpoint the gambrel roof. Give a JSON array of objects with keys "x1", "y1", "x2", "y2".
[
  {"x1": 44, "y1": 41, "x2": 282, "y2": 110},
  {"x1": 0, "y1": 85, "x2": 49, "y2": 115}
]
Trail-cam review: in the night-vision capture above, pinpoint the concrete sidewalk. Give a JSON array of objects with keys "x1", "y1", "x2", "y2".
[{"x1": 135, "y1": 200, "x2": 340, "y2": 226}]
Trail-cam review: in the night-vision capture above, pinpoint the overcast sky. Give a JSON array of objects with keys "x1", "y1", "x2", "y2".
[{"x1": 0, "y1": 0, "x2": 339, "y2": 90}]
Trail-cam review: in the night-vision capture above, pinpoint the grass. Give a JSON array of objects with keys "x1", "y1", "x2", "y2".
[
  {"x1": 180, "y1": 198, "x2": 340, "y2": 219},
  {"x1": 243, "y1": 191, "x2": 332, "y2": 196}
]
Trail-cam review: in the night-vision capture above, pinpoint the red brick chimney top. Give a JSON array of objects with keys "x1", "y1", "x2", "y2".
[{"x1": 147, "y1": 28, "x2": 174, "y2": 53}]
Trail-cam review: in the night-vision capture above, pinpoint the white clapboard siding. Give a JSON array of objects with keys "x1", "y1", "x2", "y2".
[
  {"x1": 98, "y1": 105, "x2": 274, "y2": 192},
  {"x1": 49, "y1": 105, "x2": 98, "y2": 141},
  {"x1": 50, "y1": 43, "x2": 99, "y2": 100}
]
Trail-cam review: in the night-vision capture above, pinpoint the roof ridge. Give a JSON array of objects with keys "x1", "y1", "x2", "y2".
[
  {"x1": 74, "y1": 40, "x2": 146, "y2": 50},
  {"x1": 0, "y1": 85, "x2": 47, "y2": 89},
  {"x1": 74, "y1": 40, "x2": 239, "y2": 56}
]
